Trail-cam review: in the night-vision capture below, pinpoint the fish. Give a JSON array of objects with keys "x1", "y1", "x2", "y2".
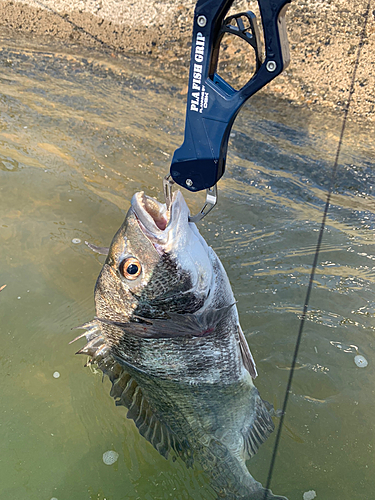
[{"x1": 74, "y1": 191, "x2": 288, "y2": 500}]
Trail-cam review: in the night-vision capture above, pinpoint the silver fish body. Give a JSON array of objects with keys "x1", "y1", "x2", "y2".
[{"x1": 76, "y1": 191, "x2": 287, "y2": 500}]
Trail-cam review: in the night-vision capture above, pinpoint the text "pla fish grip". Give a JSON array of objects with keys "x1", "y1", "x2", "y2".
[{"x1": 170, "y1": 0, "x2": 291, "y2": 192}]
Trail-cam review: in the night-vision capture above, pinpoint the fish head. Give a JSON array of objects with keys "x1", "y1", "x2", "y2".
[{"x1": 94, "y1": 191, "x2": 216, "y2": 323}]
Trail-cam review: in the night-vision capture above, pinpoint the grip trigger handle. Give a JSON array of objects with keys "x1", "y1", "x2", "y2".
[{"x1": 218, "y1": 11, "x2": 262, "y2": 71}]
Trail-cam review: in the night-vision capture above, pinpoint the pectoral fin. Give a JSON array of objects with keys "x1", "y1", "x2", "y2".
[{"x1": 96, "y1": 303, "x2": 236, "y2": 339}]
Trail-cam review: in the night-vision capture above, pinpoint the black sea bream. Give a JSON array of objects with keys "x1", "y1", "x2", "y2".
[{"x1": 74, "y1": 191, "x2": 287, "y2": 500}]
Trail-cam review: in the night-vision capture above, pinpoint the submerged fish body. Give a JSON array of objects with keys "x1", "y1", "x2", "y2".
[{"x1": 76, "y1": 191, "x2": 287, "y2": 500}]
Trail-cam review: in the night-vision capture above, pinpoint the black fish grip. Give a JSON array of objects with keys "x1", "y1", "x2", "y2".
[{"x1": 169, "y1": 0, "x2": 291, "y2": 193}]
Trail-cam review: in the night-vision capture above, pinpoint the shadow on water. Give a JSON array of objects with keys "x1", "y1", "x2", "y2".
[{"x1": 0, "y1": 34, "x2": 374, "y2": 500}]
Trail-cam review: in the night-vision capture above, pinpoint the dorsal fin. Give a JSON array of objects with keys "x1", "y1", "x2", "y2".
[
  {"x1": 73, "y1": 321, "x2": 193, "y2": 466},
  {"x1": 242, "y1": 395, "x2": 275, "y2": 460},
  {"x1": 96, "y1": 355, "x2": 193, "y2": 464}
]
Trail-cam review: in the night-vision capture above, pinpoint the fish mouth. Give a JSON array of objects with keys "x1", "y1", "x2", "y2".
[{"x1": 131, "y1": 190, "x2": 187, "y2": 242}]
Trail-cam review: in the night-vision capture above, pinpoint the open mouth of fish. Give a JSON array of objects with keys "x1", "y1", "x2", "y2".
[{"x1": 131, "y1": 191, "x2": 186, "y2": 244}]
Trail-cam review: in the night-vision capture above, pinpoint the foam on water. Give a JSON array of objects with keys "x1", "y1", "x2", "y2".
[
  {"x1": 354, "y1": 355, "x2": 368, "y2": 368},
  {"x1": 102, "y1": 450, "x2": 119, "y2": 465},
  {"x1": 303, "y1": 491, "x2": 316, "y2": 500}
]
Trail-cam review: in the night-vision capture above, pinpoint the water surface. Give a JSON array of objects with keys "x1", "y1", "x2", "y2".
[{"x1": 0, "y1": 35, "x2": 374, "y2": 500}]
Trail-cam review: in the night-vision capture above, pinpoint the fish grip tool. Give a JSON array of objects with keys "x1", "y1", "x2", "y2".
[{"x1": 165, "y1": 0, "x2": 291, "y2": 222}]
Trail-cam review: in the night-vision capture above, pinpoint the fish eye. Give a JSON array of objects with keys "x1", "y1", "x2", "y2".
[{"x1": 119, "y1": 257, "x2": 142, "y2": 280}]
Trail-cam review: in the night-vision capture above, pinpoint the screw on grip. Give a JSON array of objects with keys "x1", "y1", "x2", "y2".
[{"x1": 170, "y1": 0, "x2": 291, "y2": 193}]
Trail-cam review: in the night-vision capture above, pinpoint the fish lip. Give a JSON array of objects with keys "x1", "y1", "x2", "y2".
[{"x1": 131, "y1": 191, "x2": 184, "y2": 241}]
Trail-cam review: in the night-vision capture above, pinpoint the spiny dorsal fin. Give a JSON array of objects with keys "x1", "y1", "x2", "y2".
[
  {"x1": 243, "y1": 395, "x2": 275, "y2": 460},
  {"x1": 72, "y1": 320, "x2": 191, "y2": 462},
  {"x1": 86, "y1": 339, "x2": 193, "y2": 465}
]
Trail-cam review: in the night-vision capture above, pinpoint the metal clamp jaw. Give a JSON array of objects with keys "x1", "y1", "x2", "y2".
[
  {"x1": 163, "y1": 175, "x2": 217, "y2": 223},
  {"x1": 168, "y1": 0, "x2": 291, "y2": 204}
]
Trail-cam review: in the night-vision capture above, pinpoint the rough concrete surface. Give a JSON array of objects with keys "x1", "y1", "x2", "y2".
[{"x1": 0, "y1": 0, "x2": 374, "y2": 123}]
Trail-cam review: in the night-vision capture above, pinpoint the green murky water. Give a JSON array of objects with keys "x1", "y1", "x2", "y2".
[{"x1": 0, "y1": 35, "x2": 374, "y2": 500}]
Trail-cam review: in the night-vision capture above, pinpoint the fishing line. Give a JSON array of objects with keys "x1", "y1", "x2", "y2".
[{"x1": 263, "y1": 2, "x2": 372, "y2": 498}]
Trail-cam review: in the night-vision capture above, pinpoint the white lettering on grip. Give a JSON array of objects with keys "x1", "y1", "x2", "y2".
[{"x1": 190, "y1": 32, "x2": 208, "y2": 113}]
